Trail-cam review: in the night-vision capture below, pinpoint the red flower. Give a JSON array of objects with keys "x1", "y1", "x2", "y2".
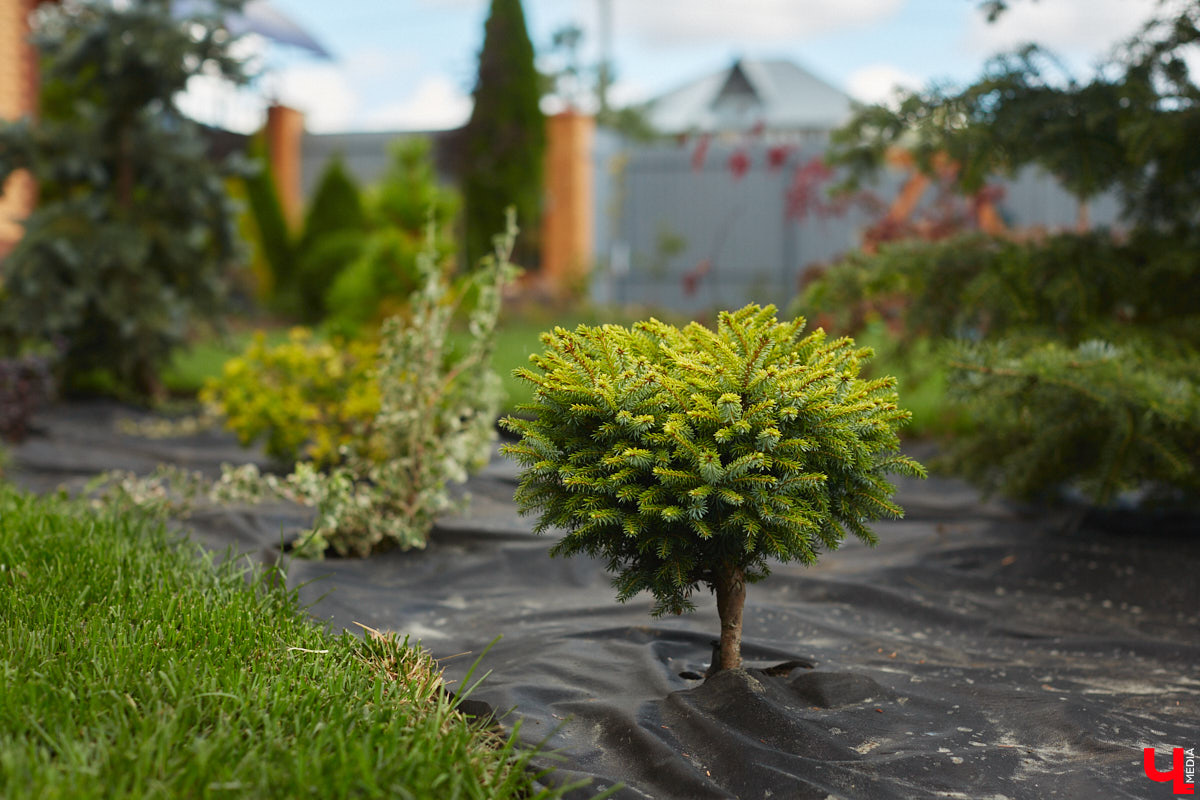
[
  {"x1": 727, "y1": 149, "x2": 750, "y2": 180},
  {"x1": 767, "y1": 145, "x2": 793, "y2": 171}
]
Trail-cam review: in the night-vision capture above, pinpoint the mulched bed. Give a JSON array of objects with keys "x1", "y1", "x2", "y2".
[{"x1": 9, "y1": 402, "x2": 1199, "y2": 799}]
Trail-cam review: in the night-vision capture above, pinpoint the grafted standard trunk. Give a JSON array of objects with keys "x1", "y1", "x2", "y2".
[{"x1": 713, "y1": 564, "x2": 746, "y2": 672}]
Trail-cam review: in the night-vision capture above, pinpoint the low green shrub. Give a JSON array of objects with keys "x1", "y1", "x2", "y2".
[
  {"x1": 502, "y1": 304, "x2": 924, "y2": 671},
  {"x1": 324, "y1": 139, "x2": 459, "y2": 334},
  {"x1": 234, "y1": 218, "x2": 514, "y2": 556},
  {"x1": 112, "y1": 216, "x2": 519, "y2": 557},
  {"x1": 325, "y1": 228, "x2": 426, "y2": 333},
  {"x1": 200, "y1": 328, "x2": 379, "y2": 467},
  {"x1": 799, "y1": 230, "x2": 1200, "y2": 506},
  {"x1": 947, "y1": 338, "x2": 1200, "y2": 505}
]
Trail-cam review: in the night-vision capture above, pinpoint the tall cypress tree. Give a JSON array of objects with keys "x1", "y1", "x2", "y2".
[{"x1": 460, "y1": 0, "x2": 545, "y2": 267}]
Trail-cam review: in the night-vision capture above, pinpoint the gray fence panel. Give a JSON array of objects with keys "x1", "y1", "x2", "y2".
[
  {"x1": 592, "y1": 140, "x2": 1127, "y2": 314},
  {"x1": 1000, "y1": 165, "x2": 1122, "y2": 230}
]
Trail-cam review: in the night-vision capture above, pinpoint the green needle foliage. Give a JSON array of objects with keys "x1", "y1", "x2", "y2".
[
  {"x1": 0, "y1": 487, "x2": 567, "y2": 799},
  {"x1": 460, "y1": 0, "x2": 545, "y2": 268},
  {"x1": 805, "y1": 1, "x2": 1200, "y2": 509},
  {"x1": 502, "y1": 305, "x2": 924, "y2": 671},
  {"x1": 948, "y1": 339, "x2": 1200, "y2": 505}
]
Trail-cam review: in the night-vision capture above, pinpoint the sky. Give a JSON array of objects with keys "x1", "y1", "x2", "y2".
[{"x1": 179, "y1": 0, "x2": 1165, "y2": 134}]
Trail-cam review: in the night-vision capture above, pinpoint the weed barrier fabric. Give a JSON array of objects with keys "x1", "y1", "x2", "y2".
[{"x1": 10, "y1": 403, "x2": 1200, "y2": 800}]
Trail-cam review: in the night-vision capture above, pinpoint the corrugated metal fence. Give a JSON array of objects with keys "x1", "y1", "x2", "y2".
[{"x1": 590, "y1": 139, "x2": 1122, "y2": 314}]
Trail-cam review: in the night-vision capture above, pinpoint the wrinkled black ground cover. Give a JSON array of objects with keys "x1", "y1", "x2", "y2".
[{"x1": 9, "y1": 403, "x2": 1199, "y2": 799}]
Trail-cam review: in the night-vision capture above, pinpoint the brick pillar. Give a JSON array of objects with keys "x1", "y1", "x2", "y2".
[
  {"x1": 540, "y1": 111, "x2": 594, "y2": 295},
  {"x1": 265, "y1": 104, "x2": 304, "y2": 231},
  {"x1": 0, "y1": 0, "x2": 41, "y2": 259}
]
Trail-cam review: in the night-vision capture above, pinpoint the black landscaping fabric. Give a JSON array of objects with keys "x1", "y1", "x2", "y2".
[{"x1": 8, "y1": 402, "x2": 1199, "y2": 800}]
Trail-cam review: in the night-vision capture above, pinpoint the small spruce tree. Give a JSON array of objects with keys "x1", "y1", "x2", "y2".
[{"x1": 502, "y1": 305, "x2": 925, "y2": 672}]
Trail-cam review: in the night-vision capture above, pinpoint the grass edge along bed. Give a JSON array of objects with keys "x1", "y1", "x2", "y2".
[{"x1": 0, "y1": 486, "x2": 578, "y2": 799}]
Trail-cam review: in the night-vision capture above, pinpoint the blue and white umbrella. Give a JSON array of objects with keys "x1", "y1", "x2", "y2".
[
  {"x1": 229, "y1": 0, "x2": 330, "y2": 59},
  {"x1": 174, "y1": 0, "x2": 332, "y2": 59}
]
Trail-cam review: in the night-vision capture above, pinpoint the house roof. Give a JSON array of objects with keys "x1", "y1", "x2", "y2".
[{"x1": 644, "y1": 58, "x2": 853, "y2": 134}]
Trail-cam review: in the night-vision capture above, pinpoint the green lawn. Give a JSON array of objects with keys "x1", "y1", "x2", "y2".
[
  {"x1": 165, "y1": 308, "x2": 956, "y2": 434},
  {"x1": 162, "y1": 327, "x2": 299, "y2": 397},
  {"x1": 167, "y1": 308, "x2": 669, "y2": 414},
  {"x1": 0, "y1": 488, "x2": 566, "y2": 799}
]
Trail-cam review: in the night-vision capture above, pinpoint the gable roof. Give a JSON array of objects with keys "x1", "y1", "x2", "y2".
[{"x1": 644, "y1": 58, "x2": 853, "y2": 134}]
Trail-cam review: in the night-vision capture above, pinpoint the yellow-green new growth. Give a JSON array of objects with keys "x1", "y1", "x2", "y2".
[{"x1": 501, "y1": 304, "x2": 926, "y2": 671}]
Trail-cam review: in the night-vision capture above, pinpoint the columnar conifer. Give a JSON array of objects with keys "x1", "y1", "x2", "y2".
[{"x1": 460, "y1": 0, "x2": 545, "y2": 268}]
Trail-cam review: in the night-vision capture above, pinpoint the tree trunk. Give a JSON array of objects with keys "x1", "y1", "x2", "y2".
[
  {"x1": 713, "y1": 563, "x2": 746, "y2": 672},
  {"x1": 117, "y1": 123, "x2": 134, "y2": 211}
]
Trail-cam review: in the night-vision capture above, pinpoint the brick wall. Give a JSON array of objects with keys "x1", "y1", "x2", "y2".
[
  {"x1": 266, "y1": 104, "x2": 304, "y2": 232},
  {"x1": 539, "y1": 112, "x2": 595, "y2": 295},
  {"x1": 0, "y1": 0, "x2": 40, "y2": 258}
]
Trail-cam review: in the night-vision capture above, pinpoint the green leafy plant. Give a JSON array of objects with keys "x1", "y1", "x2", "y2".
[
  {"x1": 240, "y1": 150, "x2": 368, "y2": 322},
  {"x1": 0, "y1": 0, "x2": 247, "y2": 397},
  {"x1": 501, "y1": 304, "x2": 925, "y2": 671},
  {"x1": 116, "y1": 216, "x2": 520, "y2": 557},
  {"x1": 200, "y1": 329, "x2": 380, "y2": 467},
  {"x1": 286, "y1": 215, "x2": 514, "y2": 555},
  {"x1": 325, "y1": 138, "x2": 459, "y2": 333}
]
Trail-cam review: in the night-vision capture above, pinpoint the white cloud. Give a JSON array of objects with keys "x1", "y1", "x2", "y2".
[
  {"x1": 963, "y1": 0, "x2": 1159, "y2": 62},
  {"x1": 175, "y1": 33, "x2": 271, "y2": 133},
  {"x1": 608, "y1": 77, "x2": 653, "y2": 108},
  {"x1": 274, "y1": 63, "x2": 361, "y2": 132},
  {"x1": 360, "y1": 75, "x2": 473, "y2": 131},
  {"x1": 617, "y1": 0, "x2": 903, "y2": 45},
  {"x1": 342, "y1": 46, "x2": 420, "y2": 83},
  {"x1": 845, "y1": 64, "x2": 922, "y2": 105},
  {"x1": 177, "y1": 73, "x2": 267, "y2": 134}
]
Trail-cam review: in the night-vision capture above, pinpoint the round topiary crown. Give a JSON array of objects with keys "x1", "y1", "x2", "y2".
[{"x1": 501, "y1": 304, "x2": 925, "y2": 617}]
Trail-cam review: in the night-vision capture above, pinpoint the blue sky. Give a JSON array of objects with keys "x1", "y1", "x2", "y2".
[{"x1": 181, "y1": 0, "x2": 1162, "y2": 133}]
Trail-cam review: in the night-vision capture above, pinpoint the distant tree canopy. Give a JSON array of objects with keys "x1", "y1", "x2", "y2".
[
  {"x1": 830, "y1": 1, "x2": 1200, "y2": 231},
  {"x1": 803, "y1": 1, "x2": 1200, "y2": 507},
  {"x1": 459, "y1": 0, "x2": 545, "y2": 268},
  {"x1": 0, "y1": 0, "x2": 248, "y2": 396}
]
